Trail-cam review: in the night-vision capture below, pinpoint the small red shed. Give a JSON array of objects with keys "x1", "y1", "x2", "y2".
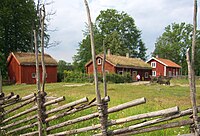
[
  {"x1": 7, "y1": 52, "x2": 58, "y2": 84},
  {"x1": 85, "y1": 54, "x2": 152, "y2": 81},
  {"x1": 146, "y1": 57, "x2": 181, "y2": 77}
]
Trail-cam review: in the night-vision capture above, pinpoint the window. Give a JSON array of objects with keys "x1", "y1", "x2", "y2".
[
  {"x1": 97, "y1": 58, "x2": 101, "y2": 65},
  {"x1": 32, "y1": 73, "x2": 36, "y2": 78},
  {"x1": 152, "y1": 71, "x2": 156, "y2": 77},
  {"x1": 151, "y1": 62, "x2": 156, "y2": 68},
  {"x1": 145, "y1": 72, "x2": 149, "y2": 78},
  {"x1": 176, "y1": 71, "x2": 178, "y2": 76},
  {"x1": 118, "y1": 71, "x2": 123, "y2": 75},
  {"x1": 169, "y1": 71, "x2": 172, "y2": 77}
]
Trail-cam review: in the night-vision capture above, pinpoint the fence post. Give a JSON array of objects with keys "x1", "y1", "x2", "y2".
[
  {"x1": 186, "y1": 0, "x2": 200, "y2": 135},
  {"x1": 84, "y1": 0, "x2": 108, "y2": 135}
]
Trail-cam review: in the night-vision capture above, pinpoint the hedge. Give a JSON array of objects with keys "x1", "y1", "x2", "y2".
[{"x1": 63, "y1": 71, "x2": 132, "y2": 83}]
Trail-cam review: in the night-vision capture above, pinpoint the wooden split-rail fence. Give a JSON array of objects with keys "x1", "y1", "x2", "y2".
[{"x1": 0, "y1": 91, "x2": 199, "y2": 136}]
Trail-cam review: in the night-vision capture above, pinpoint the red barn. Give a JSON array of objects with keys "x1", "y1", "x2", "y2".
[
  {"x1": 7, "y1": 52, "x2": 58, "y2": 84},
  {"x1": 85, "y1": 54, "x2": 152, "y2": 81},
  {"x1": 147, "y1": 57, "x2": 181, "y2": 77}
]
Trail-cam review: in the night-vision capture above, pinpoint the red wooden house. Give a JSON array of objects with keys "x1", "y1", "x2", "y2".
[
  {"x1": 146, "y1": 57, "x2": 181, "y2": 77},
  {"x1": 85, "y1": 54, "x2": 152, "y2": 81},
  {"x1": 7, "y1": 52, "x2": 58, "y2": 84}
]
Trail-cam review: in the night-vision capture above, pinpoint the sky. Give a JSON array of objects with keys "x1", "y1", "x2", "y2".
[{"x1": 45, "y1": 0, "x2": 197, "y2": 63}]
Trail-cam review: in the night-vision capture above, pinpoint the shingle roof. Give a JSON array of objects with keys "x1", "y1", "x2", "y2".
[
  {"x1": 7, "y1": 52, "x2": 58, "y2": 66},
  {"x1": 156, "y1": 58, "x2": 181, "y2": 68},
  {"x1": 86, "y1": 54, "x2": 152, "y2": 69}
]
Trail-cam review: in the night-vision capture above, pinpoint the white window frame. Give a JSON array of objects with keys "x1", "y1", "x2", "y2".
[
  {"x1": 97, "y1": 58, "x2": 101, "y2": 65},
  {"x1": 145, "y1": 72, "x2": 149, "y2": 78},
  {"x1": 32, "y1": 73, "x2": 36, "y2": 78},
  {"x1": 176, "y1": 71, "x2": 178, "y2": 76},
  {"x1": 151, "y1": 62, "x2": 156, "y2": 68},
  {"x1": 169, "y1": 71, "x2": 172, "y2": 77},
  {"x1": 152, "y1": 71, "x2": 156, "y2": 77}
]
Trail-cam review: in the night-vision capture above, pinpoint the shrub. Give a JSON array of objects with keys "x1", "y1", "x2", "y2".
[{"x1": 63, "y1": 71, "x2": 132, "y2": 83}]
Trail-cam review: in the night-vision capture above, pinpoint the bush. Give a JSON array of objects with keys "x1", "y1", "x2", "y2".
[
  {"x1": 63, "y1": 71, "x2": 91, "y2": 83},
  {"x1": 63, "y1": 71, "x2": 132, "y2": 83}
]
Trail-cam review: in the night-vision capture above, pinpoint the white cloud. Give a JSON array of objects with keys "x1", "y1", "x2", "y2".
[{"x1": 44, "y1": 0, "x2": 197, "y2": 62}]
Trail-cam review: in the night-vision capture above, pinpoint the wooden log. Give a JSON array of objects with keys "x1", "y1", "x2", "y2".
[
  {"x1": 2, "y1": 105, "x2": 37, "y2": 123},
  {"x1": 52, "y1": 106, "x2": 179, "y2": 135},
  {"x1": 45, "y1": 97, "x2": 88, "y2": 115},
  {"x1": 108, "y1": 97, "x2": 146, "y2": 113},
  {"x1": 0, "y1": 95, "x2": 20, "y2": 105},
  {"x1": 2, "y1": 97, "x2": 36, "y2": 115},
  {"x1": 108, "y1": 106, "x2": 179, "y2": 125},
  {"x1": 0, "y1": 92, "x2": 4, "y2": 98},
  {"x1": 45, "y1": 96, "x2": 110, "y2": 122},
  {"x1": 20, "y1": 131, "x2": 39, "y2": 136},
  {"x1": 46, "y1": 97, "x2": 145, "y2": 131},
  {"x1": 99, "y1": 107, "x2": 199, "y2": 136},
  {"x1": 117, "y1": 119, "x2": 194, "y2": 136},
  {"x1": 1, "y1": 93, "x2": 36, "y2": 108},
  {"x1": 47, "y1": 124, "x2": 101, "y2": 136},
  {"x1": 0, "y1": 92, "x2": 14, "y2": 100},
  {"x1": 1, "y1": 115, "x2": 37, "y2": 130},
  {"x1": 20, "y1": 93, "x2": 36, "y2": 101},
  {"x1": 44, "y1": 96, "x2": 65, "y2": 107},
  {"x1": 6, "y1": 122, "x2": 38, "y2": 135}
]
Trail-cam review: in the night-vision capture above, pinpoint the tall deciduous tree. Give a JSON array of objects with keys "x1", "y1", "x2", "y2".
[
  {"x1": 153, "y1": 22, "x2": 200, "y2": 75},
  {"x1": 0, "y1": 0, "x2": 36, "y2": 77},
  {"x1": 73, "y1": 9, "x2": 147, "y2": 72},
  {"x1": 96, "y1": 9, "x2": 146, "y2": 59}
]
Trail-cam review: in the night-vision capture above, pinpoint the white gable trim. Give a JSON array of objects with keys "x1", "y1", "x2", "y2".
[
  {"x1": 96, "y1": 55, "x2": 116, "y2": 67},
  {"x1": 147, "y1": 57, "x2": 168, "y2": 67}
]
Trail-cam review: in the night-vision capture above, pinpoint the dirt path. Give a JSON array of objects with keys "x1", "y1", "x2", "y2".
[{"x1": 63, "y1": 83, "x2": 92, "y2": 87}]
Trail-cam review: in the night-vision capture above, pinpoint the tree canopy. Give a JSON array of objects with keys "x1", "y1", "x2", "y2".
[
  {"x1": 73, "y1": 9, "x2": 147, "y2": 72},
  {"x1": 0, "y1": 0, "x2": 37, "y2": 76},
  {"x1": 153, "y1": 22, "x2": 200, "y2": 75}
]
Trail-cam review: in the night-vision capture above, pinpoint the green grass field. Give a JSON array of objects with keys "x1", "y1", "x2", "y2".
[{"x1": 1, "y1": 78, "x2": 200, "y2": 136}]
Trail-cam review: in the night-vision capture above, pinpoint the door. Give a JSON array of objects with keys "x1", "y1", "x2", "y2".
[{"x1": 132, "y1": 71, "x2": 137, "y2": 81}]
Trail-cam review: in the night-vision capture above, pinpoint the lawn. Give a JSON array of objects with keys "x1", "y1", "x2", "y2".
[{"x1": 1, "y1": 78, "x2": 200, "y2": 136}]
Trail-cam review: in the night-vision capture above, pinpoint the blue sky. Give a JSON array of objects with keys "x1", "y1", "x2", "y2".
[{"x1": 45, "y1": 0, "x2": 196, "y2": 63}]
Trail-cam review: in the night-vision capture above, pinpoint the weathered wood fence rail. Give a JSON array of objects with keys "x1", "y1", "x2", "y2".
[{"x1": 0, "y1": 92, "x2": 199, "y2": 135}]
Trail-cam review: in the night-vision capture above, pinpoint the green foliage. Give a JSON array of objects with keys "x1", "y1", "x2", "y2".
[
  {"x1": 57, "y1": 60, "x2": 74, "y2": 82},
  {"x1": 73, "y1": 32, "x2": 103, "y2": 72},
  {"x1": 106, "y1": 73, "x2": 132, "y2": 83},
  {"x1": 63, "y1": 71, "x2": 92, "y2": 83},
  {"x1": 0, "y1": 0, "x2": 37, "y2": 77},
  {"x1": 73, "y1": 9, "x2": 147, "y2": 72},
  {"x1": 63, "y1": 71, "x2": 132, "y2": 83},
  {"x1": 96, "y1": 9, "x2": 147, "y2": 60},
  {"x1": 153, "y1": 22, "x2": 200, "y2": 75}
]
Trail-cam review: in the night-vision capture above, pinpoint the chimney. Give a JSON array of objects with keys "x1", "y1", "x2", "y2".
[
  {"x1": 156, "y1": 55, "x2": 159, "y2": 58},
  {"x1": 126, "y1": 53, "x2": 129, "y2": 58},
  {"x1": 107, "y1": 49, "x2": 111, "y2": 56}
]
